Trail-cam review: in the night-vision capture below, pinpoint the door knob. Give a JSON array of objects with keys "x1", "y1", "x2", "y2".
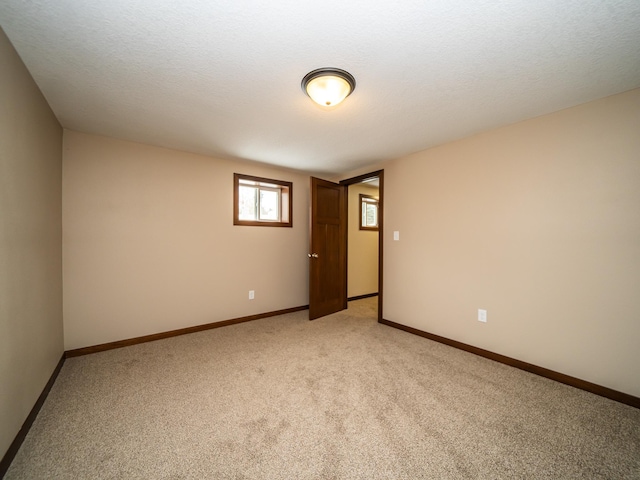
[{"x1": 308, "y1": 253, "x2": 319, "y2": 258}]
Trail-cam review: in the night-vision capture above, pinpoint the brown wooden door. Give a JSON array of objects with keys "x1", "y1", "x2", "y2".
[{"x1": 309, "y1": 177, "x2": 347, "y2": 320}]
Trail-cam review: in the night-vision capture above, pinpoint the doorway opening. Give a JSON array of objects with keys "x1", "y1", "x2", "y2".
[{"x1": 340, "y1": 170, "x2": 383, "y2": 322}]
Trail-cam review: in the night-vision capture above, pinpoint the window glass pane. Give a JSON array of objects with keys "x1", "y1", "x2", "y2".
[
  {"x1": 238, "y1": 185, "x2": 257, "y2": 220},
  {"x1": 366, "y1": 203, "x2": 377, "y2": 227},
  {"x1": 259, "y1": 189, "x2": 279, "y2": 221}
]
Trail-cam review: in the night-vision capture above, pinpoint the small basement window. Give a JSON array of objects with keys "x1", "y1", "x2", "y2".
[
  {"x1": 234, "y1": 173, "x2": 292, "y2": 227},
  {"x1": 360, "y1": 194, "x2": 379, "y2": 231}
]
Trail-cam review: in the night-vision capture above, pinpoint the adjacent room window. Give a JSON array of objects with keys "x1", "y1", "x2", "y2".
[
  {"x1": 360, "y1": 194, "x2": 379, "y2": 231},
  {"x1": 234, "y1": 173, "x2": 292, "y2": 227}
]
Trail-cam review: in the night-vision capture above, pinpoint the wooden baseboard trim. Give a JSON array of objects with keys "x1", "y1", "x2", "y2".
[
  {"x1": 348, "y1": 293, "x2": 378, "y2": 302},
  {"x1": 0, "y1": 354, "x2": 65, "y2": 478},
  {"x1": 65, "y1": 305, "x2": 310, "y2": 358},
  {"x1": 380, "y1": 318, "x2": 640, "y2": 409}
]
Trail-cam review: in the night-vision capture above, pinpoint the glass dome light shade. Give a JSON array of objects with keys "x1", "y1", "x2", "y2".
[{"x1": 302, "y1": 68, "x2": 356, "y2": 107}]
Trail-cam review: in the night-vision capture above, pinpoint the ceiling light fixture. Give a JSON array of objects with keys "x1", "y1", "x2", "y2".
[{"x1": 302, "y1": 68, "x2": 356, "y2": 107}]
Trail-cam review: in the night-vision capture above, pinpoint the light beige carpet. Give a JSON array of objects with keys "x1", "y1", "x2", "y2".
[{"x1": 6, "y1": 298, "x2": 640, "y2": 479}]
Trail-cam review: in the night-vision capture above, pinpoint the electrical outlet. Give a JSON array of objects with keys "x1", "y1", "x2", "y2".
[
  {"x1": 249, "y1": 290, "x2": 255, "y2": 300},
  {"x1": 393, "y1": 231, "x2": 400, "y2": 241},
  {"x1": 478, "y1": 309, "x2": 487, "y2": 323}
]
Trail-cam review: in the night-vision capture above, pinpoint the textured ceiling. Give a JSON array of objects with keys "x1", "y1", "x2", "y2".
[{"x1": 1, "y1": 1, "x2": 639, "y2": 175}]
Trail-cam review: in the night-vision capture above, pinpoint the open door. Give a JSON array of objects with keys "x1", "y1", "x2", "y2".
[{"x1": 309, "y1": 177, "x2": 347, "y2": 320}]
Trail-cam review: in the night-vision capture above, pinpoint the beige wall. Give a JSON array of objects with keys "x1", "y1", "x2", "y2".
[
  {"x1": 348, "y1": 183, "x2": 379, "y2": 297},
  {"x1": 0, "y1": 28, "x2": 63, "y2": 458},
  {"x1": 63, "y1": 131, "x2": 310, "y2": 350},
  {"x1": 383, "y1": 88, "x2": 640, "y2": 397}
]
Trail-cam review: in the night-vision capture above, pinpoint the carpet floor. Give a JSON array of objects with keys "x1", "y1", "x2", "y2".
[{"x1": 5, "y1": 298, "x2": 640, "y2": 479}]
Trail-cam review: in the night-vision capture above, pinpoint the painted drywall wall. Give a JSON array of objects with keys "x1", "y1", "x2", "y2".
[
  {"x1": 347, "y1": 183, "x2": 379, "y2": 298},
  {"x1": 0, "y1": 28, "x2": 63, "y2": 459},
  {"x1": 63, "y1": 131, "x2": 310, "y2": 350},
  {"x1": 383, "y1": 88, "x2": 640, "y2": 397}
]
